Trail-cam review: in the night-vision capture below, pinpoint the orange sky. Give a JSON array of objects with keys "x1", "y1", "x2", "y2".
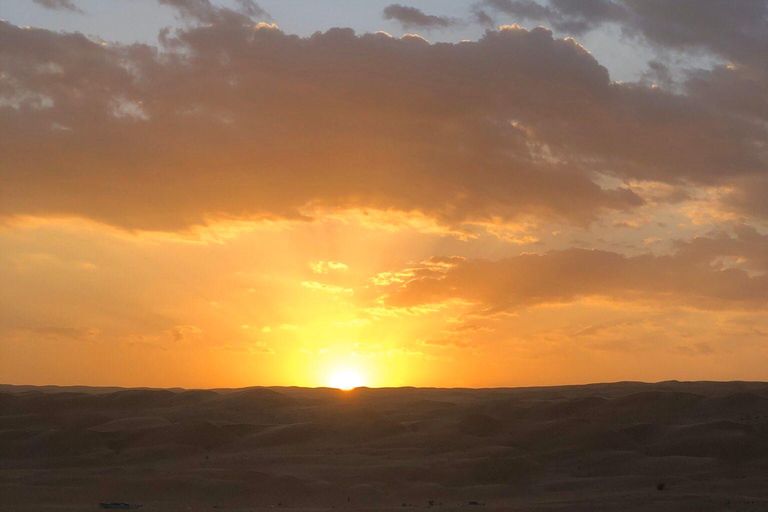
[{"x1": 2, "y1": 0, "x2": 768, "y2": 388}]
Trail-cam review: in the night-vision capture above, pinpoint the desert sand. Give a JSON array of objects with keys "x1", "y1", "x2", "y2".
[{"x1": 2, "y1": 381, "x2": 768, "y2": 511}]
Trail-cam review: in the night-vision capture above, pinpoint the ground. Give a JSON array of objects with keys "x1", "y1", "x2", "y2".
[{"x1": 2, "y1": 381, "x2": 768, "y2": 511}]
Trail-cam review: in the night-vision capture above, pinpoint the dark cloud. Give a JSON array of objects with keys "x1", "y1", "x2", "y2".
[
  {"x1": 32, "y1": 0, "x2": 83, "y2": 13},
  {"x1": 479, "y1": 0, "x2": 768, "y2": 67},
  {"x1": 686, "y1": 65, "x2": 768, "y2": 122},
  {"x1": 673, "y1": 224, "x2": 768, "y2": 272},
  {"x1": 721, "y1": 176, "x2": 768, "y2": 219},
  {"x1": 383, "y1": 4, "x2": 458, "y2": 29},
  {"x1": 234, "y1": 0, "x2": 269, "y2": 19},
  {"x1": 158, "y1": 0, "x2": 269, "y2": 24},
  {"x1": 475, "y1": 1, "x2": 768, "y2": 212},
  {"x1": 472, "y1": 8, "x2": 495, "y2": 27},
  {"x1": 477, "y1": 0, "x2": 768, "y2": 143},
  {"x1": 622, "y1": 0, "x2": 768, "y2": 66},
  {"x1": 479, "y1": 0, "x2": 626, "y2": 35},
  {"x1": 640, "y1": 60, "x2": 674, "y2": 88}
]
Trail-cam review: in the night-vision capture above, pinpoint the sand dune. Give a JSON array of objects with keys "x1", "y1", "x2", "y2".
[{"x1": 2, "y1": 381, "x2": 768, "y2": 511}]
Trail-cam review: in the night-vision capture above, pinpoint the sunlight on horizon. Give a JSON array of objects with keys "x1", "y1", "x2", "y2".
[{"x1": 328, "y1": 369, "x2": 365, "y2": 390}]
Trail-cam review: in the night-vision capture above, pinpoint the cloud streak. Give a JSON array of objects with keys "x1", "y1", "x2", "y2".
[
  {"x1": 383, "y1": 4, "x2": 459, "y2": 29},
  {"x1": 32, "y1": 0, "x2": 83, "y2": 13},
  {"x1": 382, "y1": 230, "x2": 768, "y2": 313}
]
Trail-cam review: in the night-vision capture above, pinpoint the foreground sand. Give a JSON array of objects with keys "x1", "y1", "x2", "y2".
[{"x1": 2, "y1": 381, "x2": 768, "y2": 511}]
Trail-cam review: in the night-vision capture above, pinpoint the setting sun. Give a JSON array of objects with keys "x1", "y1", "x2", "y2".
[{"x1": 329, "y1": 370, "x2": 364, "y2": 390}]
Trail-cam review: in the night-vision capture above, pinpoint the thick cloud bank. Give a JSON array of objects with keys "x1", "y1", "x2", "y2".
[{"x1": 2, "y1": 1, "x2": 767, "y2": 232}]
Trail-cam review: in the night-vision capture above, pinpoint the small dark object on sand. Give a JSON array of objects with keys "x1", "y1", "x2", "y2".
[
  {"x1": 99, "y1": 503, "x2": 142, "y2": 509},
  {"x1": 656, "y1": 483, "x2": 667, "y2": 491}
]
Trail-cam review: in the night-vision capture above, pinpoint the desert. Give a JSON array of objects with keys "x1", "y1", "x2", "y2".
[{"x1": 2, "y1": 381, "x2": 768, "y2": 511}]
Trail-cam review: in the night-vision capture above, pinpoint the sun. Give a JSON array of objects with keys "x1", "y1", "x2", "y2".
[{"x1": 329, "y1": 369, "x2": 364, "y2": 390}]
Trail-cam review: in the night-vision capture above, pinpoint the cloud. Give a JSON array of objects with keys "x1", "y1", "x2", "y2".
[
  {"x1": 673, "y1": 224, "x2": 768, "y2": 272},
  {"x1": 478, "y1": 0, "x2": 768, "y2": 69},
  {"x1": 478, "y1": 0, "x2": 626, "y2": 35},
  {"x1": 476, "y1": 0, "x2": 768, "y2": 172},
  {"x1": 158, "y1": 0, "x2": 269, "y2": 24},
  {"x1": 719, "y1": 175, "x2": 768, "y2": 220},
  {"x1": 32, "y1": 0, "x2": 83, "y2": 13},
  {"x1": 423, "y1": 255, "x2": 466, "y2": 268},
  {"x1": 381, "y1": 230, "x2": 768, "y2": 313},
  {"x1": 383, "y1": 4, "x2": 459, "y2": 29},
  {"x1": 473, "y1": 8, "x2": 495, "y2": 27},
  {"x1": 301, "y1": 281, "x2": 353, "y2": 295},
  {"x1": 0, "y1": 8, "x2": 766, "y2": 235},
  {"x1": 168, "y1": 324, "x2": 202, "y2": 343},
  {"x1": 310, "y1": 261, "x2": 348, "y2": 274},
  {"x1": 612, "y1": 219, "x2": 642, "y2": 228},
  {"x1": 0, "y1": 21, "x2": 639, "y2": 233}
]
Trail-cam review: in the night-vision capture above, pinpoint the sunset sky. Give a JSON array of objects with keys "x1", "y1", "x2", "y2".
[{"x1": 2, "y1": 0, "x2": 768, "y2": 389}]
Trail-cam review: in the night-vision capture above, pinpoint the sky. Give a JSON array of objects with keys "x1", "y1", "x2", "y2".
[{"x1": 1, "y1": 0, "x2": 767, "y2": 389}]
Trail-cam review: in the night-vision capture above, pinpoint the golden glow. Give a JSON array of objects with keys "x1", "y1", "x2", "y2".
[
  {"x1": 329, "y1": 369, "x2": 364, "y2": 390},
  {"x1": 3, "y1": 213, "x2": 767, "y2": 390}
]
